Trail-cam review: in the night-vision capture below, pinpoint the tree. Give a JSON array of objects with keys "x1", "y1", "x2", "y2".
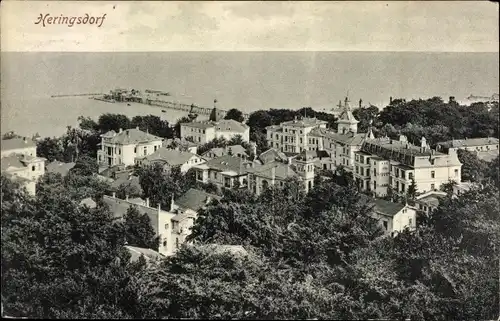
[
  {"x1": 37, "y1": 137, "x2": 65, "y2": 162},
  {"x1": 70, "y1": 155, "x2": 98, "y2": 176},
  {"x1": 1, "y1": 175, "x2": 142, "y2": 318},
  {"x1": 124, "y1": 206, "x2": 159, "y2": 250},
  {"x1": 457, "y1": 149, "x2": 488, "y2": 182},
  {"x1": 130, "y1": 115, "x2": 173, "y2": 138},
  {"x1": 406, "y1": 178, "x2": 418, "y2": 200},
  {"x1": 97, "y1": 113, "x2": 132, "y2": 132},
  {"x1": 116, "y1": 181, "x2": 143, "y2": 199},
  {"x1": 224, "y1": 108, "x2": 245, "y2": 122}
]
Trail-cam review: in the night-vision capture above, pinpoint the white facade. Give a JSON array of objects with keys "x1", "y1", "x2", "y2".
[
  {"x1": 181, "y1": 119, "x2": 250, "y2": 144},
  {"x1": 266, "y1": 118, "x2": 328, "y2": 154},
  {"x1": 354, "y1": 136, "x2": 462, "y2": 198},
  {"x1": 97, "y1": 128, "x2": 163, "y2": 168}
]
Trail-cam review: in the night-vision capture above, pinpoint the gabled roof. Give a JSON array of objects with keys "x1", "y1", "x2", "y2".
[
  {"x1": 309, "y1": 128, "x2": 366, "y2": 145},
  {"x1": 175, "y1": 188, "x2": 221, "y2": 212},
  {"x1": 1, "y1": 138, "x2": 36, "y2": 151},
  {"x1": 1, "y1": 154, "x2": 45, "y2": 171},
  {"x1": 46, "y1": 160, "x2": 76, "y2": 176},
  {"x1": 200, "y1": 155, "x2": 254, "y2": 175},
  {"x1": 214, "y1": 119, "x2": 249, "y2": 133},
  {"x1": 247, "y1": 161, "x2": 297, "y2": 180},
  {"x1": 140, "y1": 148, "x2": 198, "y2": 166},
  {"x1": 372, "y1": 199, "x2": 406, "y2": 217},
  {"x1": 101, "y1": 128, "x2": 162, "y2": 145},
  {"x1": 258, "y1": 148, "x2": 288, "y2": 164}
]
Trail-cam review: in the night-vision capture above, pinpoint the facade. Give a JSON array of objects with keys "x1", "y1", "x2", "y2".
[
  {"x1": 354, "y1": 135, "x2": 462, "y2": 198},
  {"x1": 1, "y1": 138, "x2": 46, "y2": 195},
  {"x1": 372, "y1": 198, "x2": 418, "y2": 236},
  {"x1": 247, "y1": 161, "x2": 298, "y2": 195},
  {"x1": 136, "y1": 147, "x2": 205, "y2": 173},
  {"x1": 193, "y1": 155, "x2": 256, "y2": 189},
  {"x1": 266, "y1": 117, "x2": 328, "y2": 154},
  {"x1": 415, "y1": 191, "x2": 447, "y2": 215},
  {"x1": 180, "y1": 119, "x2": 250, "y2": 144},
  {"x1": 436, "y1": 137, "x2": 499, "y2": 162},
  {"x1": 97, "y1": 128, "x2": 163, "y2": 168},
  {"x1": 170, "y1": 188, "x2": 221, "y2": 251}
]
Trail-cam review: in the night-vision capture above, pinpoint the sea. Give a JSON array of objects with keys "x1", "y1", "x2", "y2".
[{"x1": 1, "y1": 52, "x2": 498, "y2": 138}]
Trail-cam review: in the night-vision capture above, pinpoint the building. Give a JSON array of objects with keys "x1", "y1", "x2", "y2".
[
  {"x1": 97, "y1": 127, "x2": 163, "y2": 169},
  {"x1": 79, "y1": 197, "x2": 97, "y2": 209},
  {"x1": 170, "y1": 188, "x2": 221, "y2": 249},
  {"x1": 202, "y1": 145, "x2": 249, "y2": 160},
  {"x1": 354, "y1": 135, "x2": 462, "y2": 198},
  {"x1": 415, "y1": 191, "x2": 447, "y2": 215},
  {"x1": 136, "y1": 147, "x2": 205, "y2": 173},
  {"x1": 247, "y1": 161, "x2": 298, "y2": 195},
  {"x1": 180, "y1": 119, "x2": 250, "y2": 144},
  {"x1": 163, "y1": 138, "x2": 199, "y2": 154},
  {"x1": 45, "y1": 160, "x2": 76, "y2": 177},
  {"x1": 258, "y1": 148, "x2": 289, "y2": 165},
  {"x1": 308, "y1": 97, "x2": 374, "y2": 171},
  {"x1": 1, "y1": 138, "x2": 46, "y2": 195},
  {"x1": 266, "y1": 117, "x2": 328, "y2": 154},
  {"x1": 103, "y1": 194, "x2": 176, "y2": 256},
  {"x1": 125, "y1": 245, "x2": 165, "y2": 264},
  {"x1": 193, "y1": 155, "x2": 256, "y2": 189},
  {"x1": 436, "y1": 137, "x2": 499, "y2": 162},
  {"x1": 372, "y1": 198, "x2": 418, "y2": 236},
  {"x1": 1, "y1": 137, "x2": 37, "y2": 158}
]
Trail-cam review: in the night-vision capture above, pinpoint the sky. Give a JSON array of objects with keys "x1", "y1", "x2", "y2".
[{"x1": 1, "y1": 1, "x2": 499, "y2": 52}]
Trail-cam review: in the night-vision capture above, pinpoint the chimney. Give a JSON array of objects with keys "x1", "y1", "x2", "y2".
[
  {"x1": 170, "y1": 194, "x2": 175, "y2": 212},
  {"x1": 390, "y1": 96, "x2": 393, "y2": 104},
  {"x1": 119, "y1": 128, "x2": 123, "y2": 133},
  {"x1": 23, "y1": 137, "x2": 27, "y2": 143},
  {"x1": 359, "y1": 99, "x2": 362, "y2": 108},
  {"x1": 271, "y1": 166, "x2": 276, "y2": 184},
  {"x1": 288, "y1": 157, "x2": 292, "y2": 165},
  {"x1": 112, "y1": 192, "x2": 116, "y2": 198},
  {"x1": 145, "y1": 198, "x2": 150, "y2": 208}
]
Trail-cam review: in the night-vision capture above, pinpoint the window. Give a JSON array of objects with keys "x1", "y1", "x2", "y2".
[
  {"x1": 32, "y1": 165, "x2": 35, "y2": 171},
  {"x1": 196, "y1": 171, "x2": 203, "y2": 181},
  {"x1": 409, "y1": 218, "x2": 413, "y2": 226},
  {"x1": 409, "y1": 172, "x2": 413, "y2": 180},
  {"x1": 143, "y1": 146, "x2": 147, "y2": 155},
  {"x1": 431, "y1": 171, "x2": 435, "y2": 179},
  {"x1": 165, "y1": 223, "x2": 169, "y2": 229},
  {"x1": 154, "y1": 146, "x2": 157, "y2": 152},
  {"x1": 454, "y1": 169, "x2": 459, "y2": 177},
  {"x1": 430, "y1": 159, "x2": 435, "y2": 165},
  {"x1": 382, "y1": 220, "x2": 388, "y2": 230},
  {"x1": 431, "y1": 183, "x2": 435, "y2": 190},
  {"x1": 163, "y1": 240, "x2": 167, "y2": 247},
  {"x1": 355, "y1": 166, "x2": 359, "y2": 174},
  {"x1": 366, "y1": 168, "x2": 370, "y2": 176},
  {"x1": 176, "y1": 238, "x2": 179, "y2": 249},
  {"x1": 401, "y1": 183, "x2": 405, "y2": 192},
  {"x1": 374, "y1": 169, "x2": 377, "y2": 177},
  {"x1": 134, "y1": 147, "x2": 137, "y2": 153}
]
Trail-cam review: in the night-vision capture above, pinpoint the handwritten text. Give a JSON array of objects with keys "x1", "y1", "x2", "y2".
[{"x1": 34, "y1": 14, "x2": 107, "y2": 27}]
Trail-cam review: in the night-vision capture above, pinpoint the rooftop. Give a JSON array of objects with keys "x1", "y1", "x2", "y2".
[
  {"x1": 101, "y1": 128, "x2": 162, "y2": 145},
  {"x1": 139, "y1": 148, "x2": 198, "y2": 166},
  {"x1": 309, "y1": 127, "x2": 366, "y2": 146},
  {"x1": 372, "y1": 198, "x2": 407, "y2": 217},
  {"x1": 175, "y1": 188, "x2": 221, "y2": 212},
  {"x1": 416, "y1": 191, "x2": 447, "y2": 207},
  {"x1": 247, "y1": 161, "x2": 297, "y2": 180},
  {"x1": 437, "y1": 137, "x2": 499, "y2": 149},
  {"x1": 46, "y1": 160, "x2": 76, "y2": 176},
  {"x1": 215, "y1": 119, "x2": 249, "y2": 133},
  {"x1": 258, "y1": 148, "x2": 288, "y2": 164},
  {"x1": 125, "y1": 245, "x2": 165, "y2": 263},
  {"x1": 1, "y1": 154, "x2": 44, "y2": 172},
  {"x1": 198, "y1": 155, "x2": 255, "y2": 175},
  {"x1": 79, "y1": 197, "x2": 97, "y2": 208},
  {"x1": 1, "y1": 138, "x2": 36, "y2": 151},
  {"x1": 180, "y1": 121, "x2": 215, "y2": 130},
  {"x1": 279, "y1": 117, "x2": 328, "y2": 128}
]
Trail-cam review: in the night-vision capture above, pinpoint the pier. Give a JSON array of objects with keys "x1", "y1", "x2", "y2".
[{"x1": 51, "y1": 93, "x2": 105, "y2": 98}]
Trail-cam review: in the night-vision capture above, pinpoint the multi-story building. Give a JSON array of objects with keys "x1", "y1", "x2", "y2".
[
  {"x1": 1, "y1": 138, "x2": 46, "y2": 195},
  {"x1": 193, "y1": 155, "x2": 256, "y2": 189},
  {"x1": 354, "y1": 135, "x2": 462, "y2": 198},
  {"x1": 180, "y1": 119, "x2": 250, "y2": 144},
  {"x1": 247, "y1": 151, "x2": 316, "y2": 195},
  {"x1": 266, "y1": 117, "x2": 328, "y2": 153},
  {"x1": 308, "y1": 97, "x2": 374, "y2": 171},
  {"x1": 371, "y1": 198, "x2": 418, "y2": 236},
  {"x1": 97, "y1": 127, "x2": 163, "y2": 169},
  {"x1": 136, "y1": 147, "x2": 205, "y2": 173},
  {"x1": 436, "y1": 137, "x2": 499, "y2": 162}
]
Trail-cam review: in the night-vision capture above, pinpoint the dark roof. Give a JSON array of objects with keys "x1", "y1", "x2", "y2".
[
  {"x1": 202, "y1": 155, "x2": 254, "y2": 175},
  {"x1": 309, "y1": 128, "x2": 366, "y2": 145},
  {"x1": 295, "y1": 150, "x2": 330, "y2": 161},
  {"x1": 180, "y1": 121, "x2": 215, "y2": 129},
  {"x1": 46, "y1": 160, "x2": 76, "y2": 176},
  {"x1": 1, "y1": 154, "x2": 44, "y2": 171},
  {"x1": 175, "y1": 188, "x2": 221, "y2": 212},
  {"x1": 214, "y1": 119, "x2": 249, "y2": 132},
  {"x1": 246, "y1": 161, "x2": 297, "y2": 180},
  {"x1": 258, "y1": 148, "x2": 288, "y2": 164},
  {"x1": 1, "y1": 138, "x2": 36, "y2": 150},
  {"x1": 140, "y1": 148, "x2": 198, "y2": 166},
  {"x1": 372, "y1": 199, "x2": 406, "y2": 217},
  {"x1": 101, "y1": 128, "x2": 162, "y2": 145}
]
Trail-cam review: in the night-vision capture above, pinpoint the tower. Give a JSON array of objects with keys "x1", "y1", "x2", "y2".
[
  {"x1": 337, "y1": 96, "x2": 359, "y2": 134},
  {"x1": 295, "y1": 152, "x2": 316, "y2": 193}
]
